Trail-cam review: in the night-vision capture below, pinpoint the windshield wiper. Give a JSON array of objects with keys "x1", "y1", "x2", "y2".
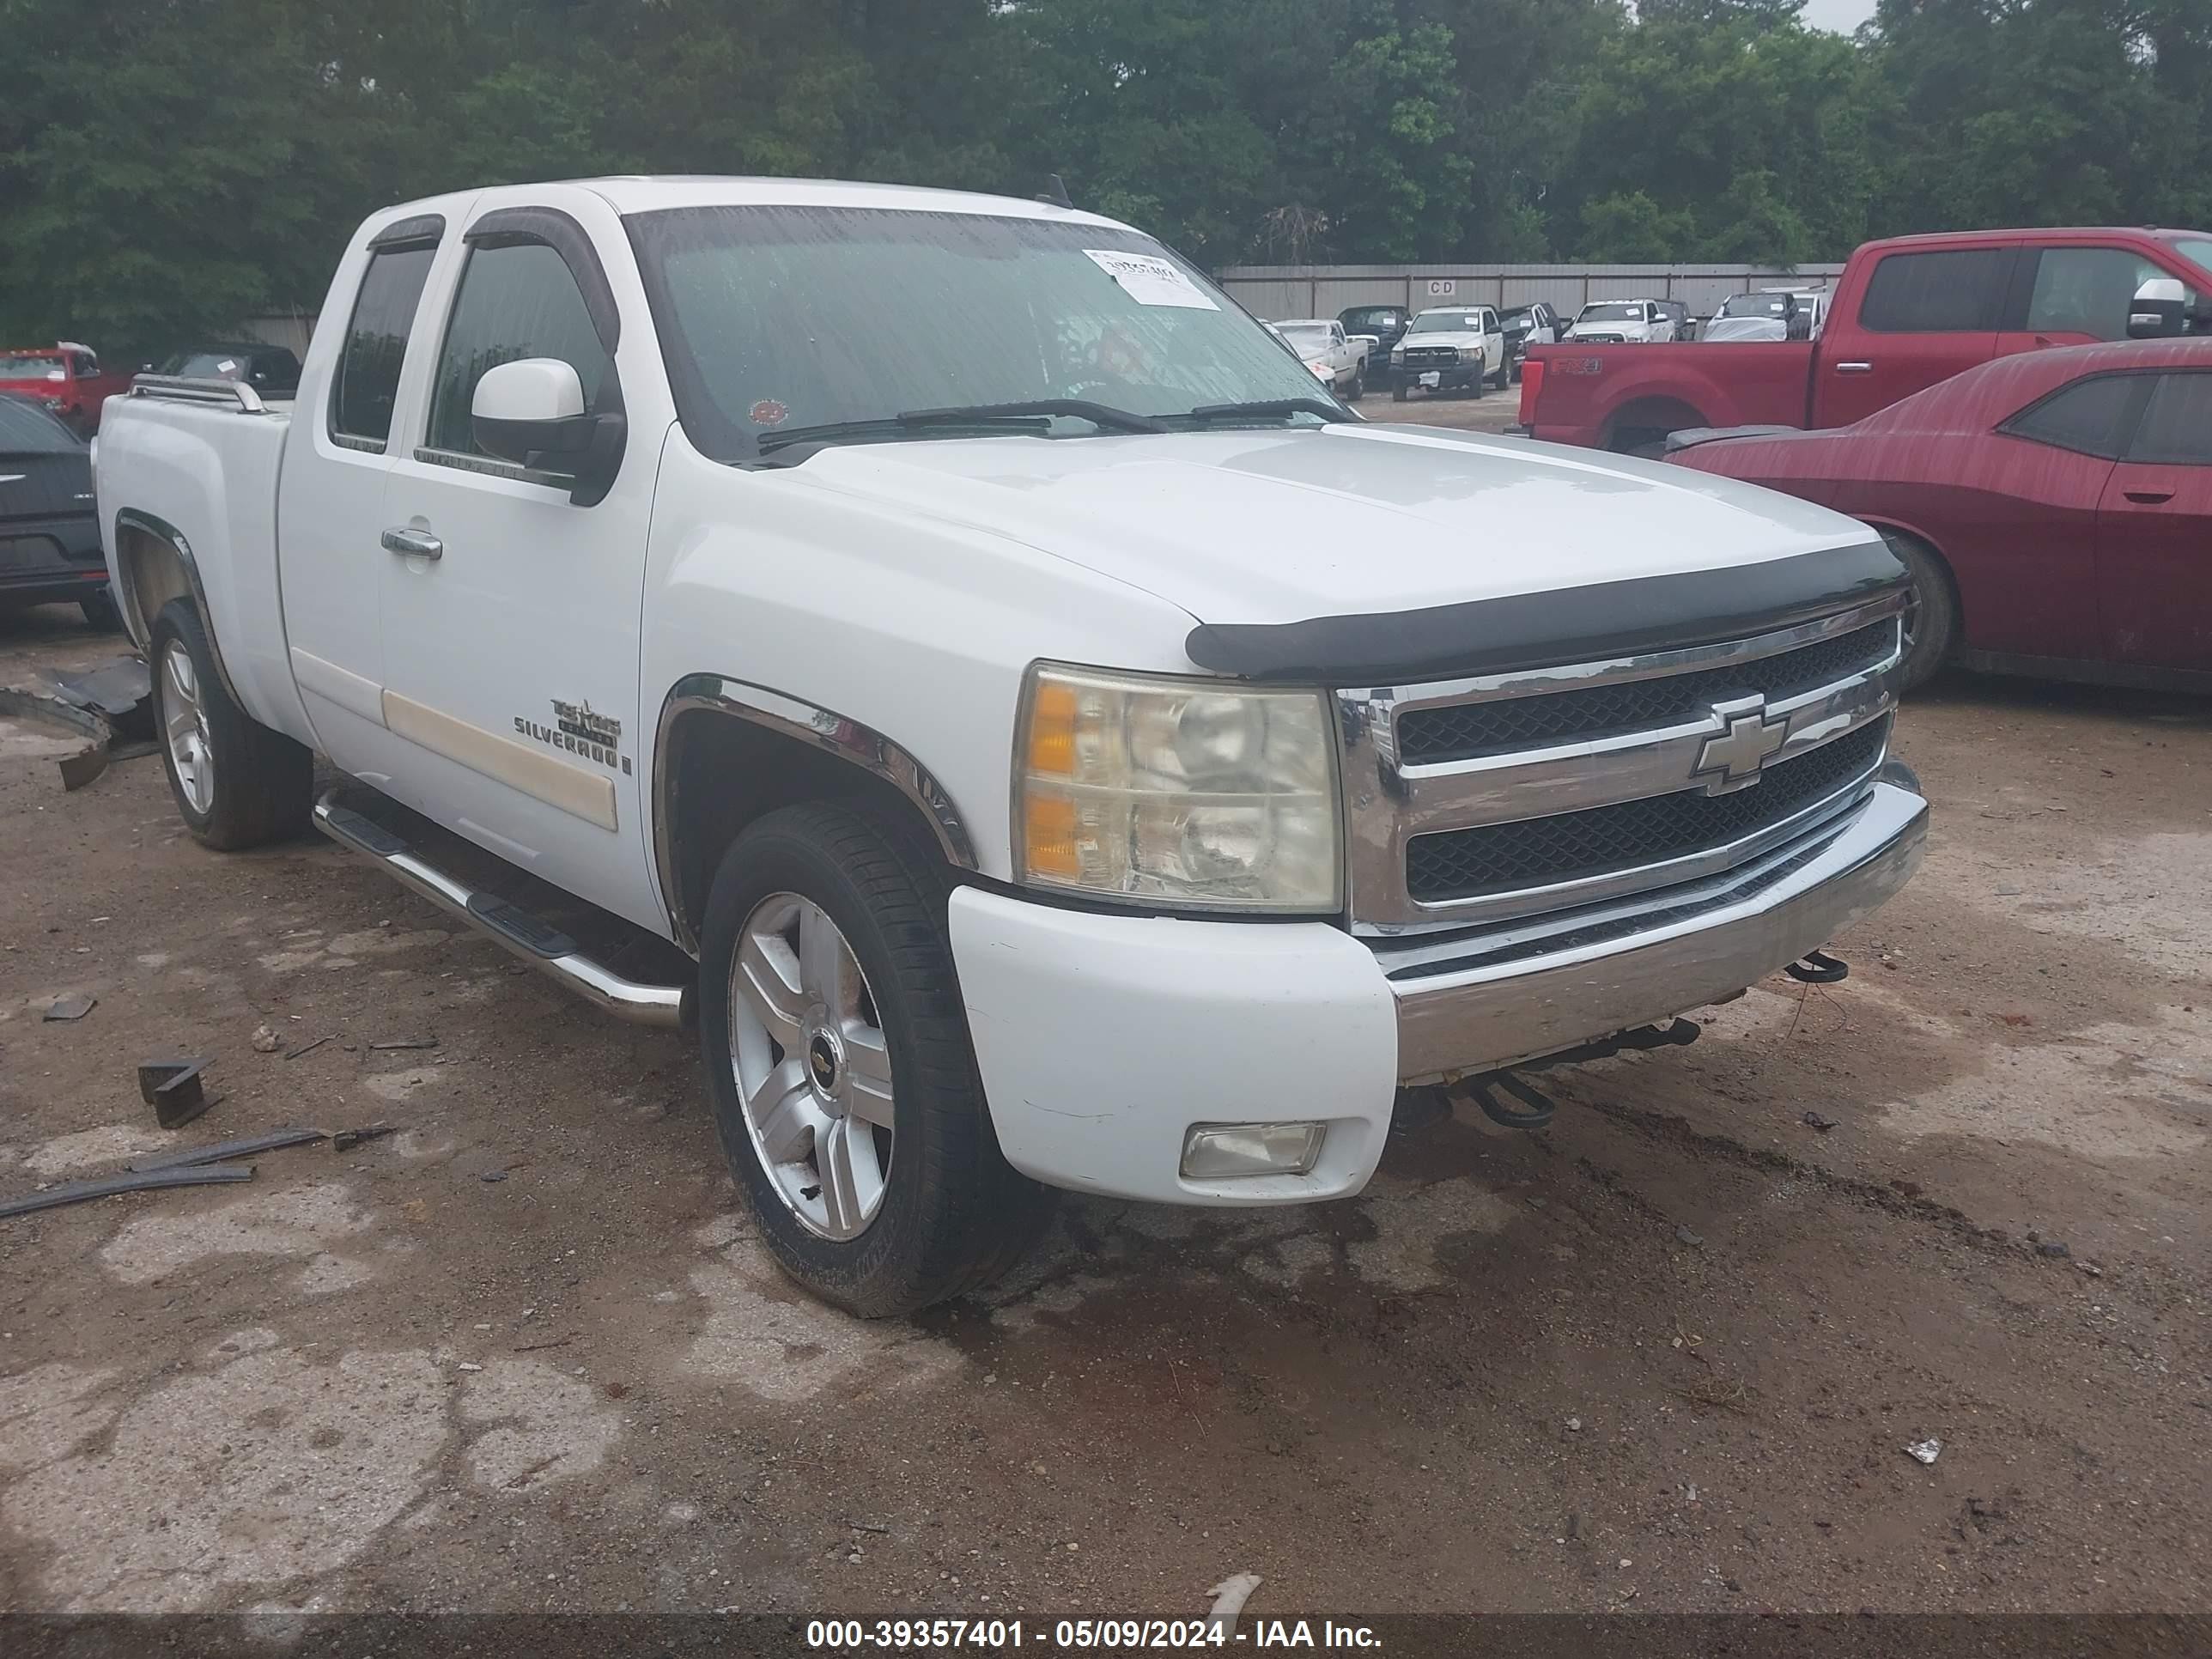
[
  {"x1": 1179, "y1": 398, "x2": 1348, "y2": 425},
  {"x1": 755, "y1": 398, "x2": 1167, "y2": 459},
  {"x1": 897, "y1": 399, "x2": 1169, "y2": 434}
]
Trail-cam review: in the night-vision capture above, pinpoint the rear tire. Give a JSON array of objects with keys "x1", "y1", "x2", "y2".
[
  {"x1": 696, "y1": 801, "x2": 1050, "y2": 1316},
  {"x1": 1345, "y1": 365, "x2": 1364, "y2": 403},
  {"x1": 1881, "y1": 531, "x2": 1960, "y2": 691},
  {"x1": 149, "y1": 598, "x2": 312, "y2": 849},
  {"x1": 1392, "y1": 382, "x2": 1408, "y2": 403}
]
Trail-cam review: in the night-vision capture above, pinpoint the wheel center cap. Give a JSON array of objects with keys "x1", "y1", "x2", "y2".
[{"x1": 805, "y1": 1029, "x2": 842, "y2": 1103}]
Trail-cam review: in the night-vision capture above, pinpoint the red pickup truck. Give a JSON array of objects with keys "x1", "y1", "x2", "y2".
[
  {"x1": 1520, "y1": 227, "x2": 2212, "y2": 452},
  {"x1": 0, "y1": 343, "x2": 136, "y2": 436}
]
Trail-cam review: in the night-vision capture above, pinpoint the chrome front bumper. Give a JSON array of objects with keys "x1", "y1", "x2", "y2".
[{"x1": 1389, "y1": 781, "x2": 1928, "y2": 1084}]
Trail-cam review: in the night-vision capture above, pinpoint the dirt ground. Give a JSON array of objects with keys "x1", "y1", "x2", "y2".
[{"x1": 2, "y1": 589, "x2": 2208, "y2": 1625}]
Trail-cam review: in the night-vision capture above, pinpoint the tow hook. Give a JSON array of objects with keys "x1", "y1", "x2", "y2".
[
  {"x1": 1421, "y1": 1016, "x2": 1708, "y2": 1133},
  {"x1": 1784, "y1": 949, "x2": 1850, "y2": 984}
]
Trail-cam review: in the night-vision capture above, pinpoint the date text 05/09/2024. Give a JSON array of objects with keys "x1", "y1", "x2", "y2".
[{"x1": 805, "y1": 1619, "x2": 1384, "y2": 1650}]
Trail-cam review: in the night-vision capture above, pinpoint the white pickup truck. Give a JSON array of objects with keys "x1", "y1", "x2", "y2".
[{"x1": 95, "y1": 177, "x2": 1928, "y2": 1315}]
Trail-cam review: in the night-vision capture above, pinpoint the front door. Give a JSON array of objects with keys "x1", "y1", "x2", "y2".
[
  {"x1": 2098, "y1": 369, "x2": 2212, "y2": 672},
  {"x1": 376, "y1": 198, "x2": 664, "y2": 929}
]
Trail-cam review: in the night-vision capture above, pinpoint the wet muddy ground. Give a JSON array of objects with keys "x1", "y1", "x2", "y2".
[{"x1": 2, "y1": 602, "x2": 2207, "y2": 1619}]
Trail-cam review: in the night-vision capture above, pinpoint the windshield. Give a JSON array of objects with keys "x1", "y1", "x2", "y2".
[
  {"x1": 1341, "y1": 309, "x2": 1399, "y2": 330},
  {"x1": 1577, "y1": 303, "x2": 1644, "y2": 324},
  {"x1": 1408, "y1": 312, "x2": 1486, "y2": 334},
  {"x1": 628, "y1": 205, "x2": 1337, "y2": 460},
  {"x1": 1279, "y1": 325, "x2": 1333, "y2": 353},
  {"x1": 0, "y1": 354, "x2": 66, "y2": 380},
  {"x1": 1717, "y1": 294, "x2": 1794, "y2": 319}
]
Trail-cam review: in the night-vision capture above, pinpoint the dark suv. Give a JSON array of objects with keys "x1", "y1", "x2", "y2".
[
  {"x1": 1337, "y1": 305, "x2": 1412, "y2": 365},
  {"x1": 0, "y1": 393, "x2": 116, "y2": 628}
]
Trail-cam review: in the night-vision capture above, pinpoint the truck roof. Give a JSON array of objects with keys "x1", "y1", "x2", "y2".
[
  {"x1": 1863, "y1": 225, "x2": 2210, "y2": 251},
  {"x1": 377, "y1": 175, "x2": 1129, "y2": 229}
]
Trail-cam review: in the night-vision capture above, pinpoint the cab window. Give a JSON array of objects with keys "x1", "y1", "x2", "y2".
[
  {"x1": 331, "y1": 243, "x2": 437, "y2": 447},
  {"x1": 425, "y1": 240, "x2": 610, "y2": 458},
  {"x1": 2024, "y1": 247, "x2": 2207, "y2": 340},
  {"x1": 1859, "y1": 248, "x2": 2011, "y2": 332}
]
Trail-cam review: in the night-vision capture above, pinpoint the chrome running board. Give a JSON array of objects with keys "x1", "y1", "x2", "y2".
[{"x1": 312, "y1": 790, "x2": 689, "y2": 1030}]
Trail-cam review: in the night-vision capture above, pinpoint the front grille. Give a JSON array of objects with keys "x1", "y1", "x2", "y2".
[
  {"x1": 1401, "y1": 347, "x2": 1462, "y2": 368},
  {"x1": 1406, "y1": 718, "x2": 1888, "y2": 903},
  {"x1": 1397, "y1": 618, "x2": 1897, "y2": 765}
]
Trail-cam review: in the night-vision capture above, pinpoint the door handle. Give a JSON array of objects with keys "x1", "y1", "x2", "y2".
[
  {"x1": 2124, "y1": 489, "x2": 2174, "y2": 505},
  {"x1": 380, "y1": 526, "x2": 443, "y2": 561},
  {"x1": 1835, "y1": 362, "x2": 1874, "y2": 374}
]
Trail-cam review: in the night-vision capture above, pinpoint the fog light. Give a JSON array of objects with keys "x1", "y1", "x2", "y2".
[{"x1": 1180, "y1": 1122, "x2": 1325, "y2": 1179}]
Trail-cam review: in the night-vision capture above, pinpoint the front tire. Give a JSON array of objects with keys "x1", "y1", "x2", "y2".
[
  {"x1": 1345, "y1": 365, "x2": 1365, "y2": 402},
  {"x1": 697, "y1": 801, "x2": 1048, "y2": 1316},
  {"x1": 149, "y1": 598, "x2": 312, "y2": 849},
  {"x1": 1881, "y1": 531, "x2": 1960, "y2": 691}
]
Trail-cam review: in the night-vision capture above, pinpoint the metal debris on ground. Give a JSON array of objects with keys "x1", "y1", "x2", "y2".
[
  {"x1": 0, "y1": 686, "x2": 117, "y2": 789},
  {"x1": 0, "y1": 1162, "x2": 254, "y2": 1221},
  {"x1": 130, "y1": 1127, "x2": 327, "y2": 1170},
  {"x1": 285, "y1": 1034, "x2": 336, "y2": 1060},
  {"x1": 137, "y1": 1057, "x2": 214, "y2": 1129},
  {"x1": 331, "y1": 1122, "x2": 398, "y2": 1153},
  {"x1": 2036, "y1": 1240, "x2": 2071, "y2": 1258},
  {"x1": 369, "y1": 1036, "x2": 440, "y2": 1051},
  {"x1": 1906, "y1": 1437, "x2": 1943, "y2": 1465},
  {"x1": 1802, "y1": 1110, "x2": 1838, "y2": 1131},
  {"x1": 49, "y1": 658, "x2": 153, "y2": 734},
  {"x1": 43, "y1": 993, "x2": 96, "y2": 1022}
]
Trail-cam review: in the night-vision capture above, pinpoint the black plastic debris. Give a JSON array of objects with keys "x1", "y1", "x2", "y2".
[
  {"x1": 137, "y1": 1057, "x2": 214, "y2": 1129},
  {"x1": 0, "y1": 1163, "x2": 253, "y2": 1221},
  {"x1": 131, "y1": 1127, "x2": 327, "y2": 1170},
  {"x1": 43, "y1": 993, "x2": 96, "y2": 1023}
]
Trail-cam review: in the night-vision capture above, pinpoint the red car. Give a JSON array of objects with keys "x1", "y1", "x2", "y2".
[
  {"x1": 0, "y1": 343, "x2": 135, "y2": 436},
  {"x1": 1668, "y1": 339, "x2": 2212, "y2": 691}
]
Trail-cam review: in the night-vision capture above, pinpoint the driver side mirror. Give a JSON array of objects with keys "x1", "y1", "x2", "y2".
[
  {"x1": 2128, "y1": 276, "x2": 2186, "y2": 339},
  {"x1": 472, "y1": 357, "x2": 627, "y2": 507}
]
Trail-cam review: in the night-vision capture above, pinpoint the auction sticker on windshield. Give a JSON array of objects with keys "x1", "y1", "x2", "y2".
[{"x1": 1084, "y1": 249, "x2": 1219, "y2": 310}]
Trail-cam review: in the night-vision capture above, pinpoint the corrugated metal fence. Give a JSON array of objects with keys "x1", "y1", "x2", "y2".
[{"x1": 1214, "y1": 264, "x2": 1847, "y2": 322}]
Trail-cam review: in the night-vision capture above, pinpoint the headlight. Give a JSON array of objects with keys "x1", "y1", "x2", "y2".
[
  {"x1": 1014, "y1": 664, "x2": 1340, "y2": 913},
  {"x1": 1390, "y1": 347, "x2": 1406, "y2": 362}
]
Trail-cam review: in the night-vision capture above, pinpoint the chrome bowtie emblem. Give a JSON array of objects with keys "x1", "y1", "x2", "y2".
[{"x1": 1693, "y1": 695, "x2": 1788, "y2": 793}]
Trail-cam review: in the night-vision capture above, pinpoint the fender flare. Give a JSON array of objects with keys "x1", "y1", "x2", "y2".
[
  {"x1": 110, "y1": 507, "x2": 250, "y2": 712},
  {"x1": 651, "y1": 673, "x2": 977, "y2": 952}
]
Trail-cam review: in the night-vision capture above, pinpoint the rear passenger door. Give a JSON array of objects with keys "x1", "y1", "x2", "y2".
[
  {"x1": 276, "y1": 216, "x2": 443, "y2": 774},
  {"x1": 375, "y1": 192, "x2": 667, "y2": 930},
  {"x1": 2097, "y1": 370, "x2": 2212, "y2": 672},
  {"x1": 1823, "y1": 245, "x2": 2015, "y2": 426}
]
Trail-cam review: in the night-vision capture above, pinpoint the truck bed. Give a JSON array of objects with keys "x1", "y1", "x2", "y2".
[
  {"x1": 92, "y1": 380, "x2": 312, "y2": 746},
  {"x1": 1523, "y1": 339, "x2": 1816, "y2": 451}
]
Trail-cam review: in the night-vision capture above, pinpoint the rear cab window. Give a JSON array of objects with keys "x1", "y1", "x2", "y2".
[{"x1": 330, "y1": 220, "x2": 443, "y2": 451}]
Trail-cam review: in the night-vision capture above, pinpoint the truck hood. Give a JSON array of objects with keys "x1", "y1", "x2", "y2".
[
  {"x1": 1398, "y1": 331, "x2": 1487, "y2": 349},
  {"x1": 1566, "y1": 323, "x2": 1653, "y2": 341},
  {"x1": 788, "y1": 423, "x2": 1886, "y2": 631}
]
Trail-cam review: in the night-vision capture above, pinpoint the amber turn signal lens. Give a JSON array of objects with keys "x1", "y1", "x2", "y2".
[
  {"x1": 1027, "y1": 680, "x2": 1079, "y2": 776},
  {"x1": 1023, "y1": 791, "x2": 1080, "y2": 879}
]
